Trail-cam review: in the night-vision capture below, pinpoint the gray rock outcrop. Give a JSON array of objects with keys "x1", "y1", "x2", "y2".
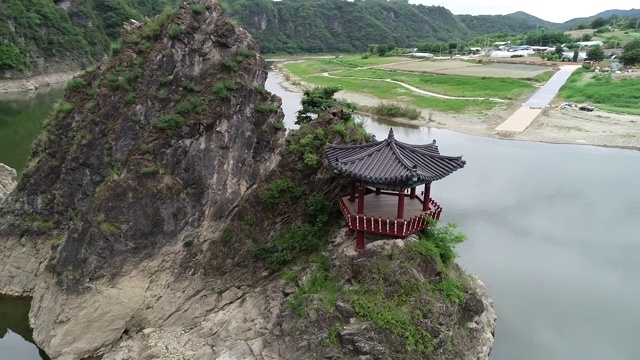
[{"x1": 0, "y1": 163, "x2": 17, "y2": 203}]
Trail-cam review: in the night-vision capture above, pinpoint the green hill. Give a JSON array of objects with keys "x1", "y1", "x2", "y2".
[
  {"x1": 0, "y1": 0, "x2": 177, "y2": 76},
  {"x1": 221, "y1": 0, "x2": 471, "y2": 54},
  {"x1": 562, "y1": 9, "x2": 640, "y2": 29}
]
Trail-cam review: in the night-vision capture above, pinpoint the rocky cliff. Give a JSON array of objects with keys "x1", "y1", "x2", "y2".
[
  {"x1": 0, "y1": 1, "x2": 495, "y2": 359},
  {"x1": 0, "y1": 163, "x2": 16, "y2": 203}
]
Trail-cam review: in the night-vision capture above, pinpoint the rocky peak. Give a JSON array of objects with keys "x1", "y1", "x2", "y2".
[{"x1": 1, "y1": 0, "x2": 285, "y2": 288}]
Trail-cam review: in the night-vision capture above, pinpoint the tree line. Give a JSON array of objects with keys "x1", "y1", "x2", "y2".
[{"x1": 0, "y1": 0, "x2": 177, "y2": 72}]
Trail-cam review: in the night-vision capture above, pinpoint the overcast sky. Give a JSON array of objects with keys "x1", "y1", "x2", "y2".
[{"x1": 411, "y1": 1, "x2": 637, "y2": 23}]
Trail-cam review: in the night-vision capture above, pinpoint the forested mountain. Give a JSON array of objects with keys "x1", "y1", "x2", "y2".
[
  {"x1": 456, "y1": 13, "x2": 546, "y2": 35},
  {"x1": 562, "y1": 9, "x2": 640, "y2": 30},
  {"x1": 221, "y1": 0, "x2": 471, "y2": 54},
  {"x1": 0, "y1": 0, "x2": 177, "y2": 76}
]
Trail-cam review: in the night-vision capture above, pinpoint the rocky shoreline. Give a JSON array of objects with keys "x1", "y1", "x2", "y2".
[{"x1": 0, "y1": 71, "x2": 79, "y2": 95}]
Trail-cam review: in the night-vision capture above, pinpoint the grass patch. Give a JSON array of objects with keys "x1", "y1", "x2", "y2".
[
  {"x1": 407, "y1": 222, "x2": 467, "y2": 267},
  {"x1": 274, "y1": 120, "x2": 286, "y2": 130},
  {"x1": 159, "y1": 76, "x2": 172, "y2": 85},
  {"x1": 139, "y1": 166, "x2": 159, "y2": 175},
  {"x1": 176, "y1": 98, "x2": 204, "y2": 115},
  {"x1": 137, "y1": 41, "x2": 153, "y2": 52},
  {"x1": 304, "y1": 75, "x2": 497, "y2": 112},
  {"x1": 168, "y1": 25, "x2": 183, "y2": 39},
  {"x1": 110, "y1": 40, "x2": 122, "y2": 56},
  {"x1": 99, "y1": 222, "x2": 120, "y2": 235},
  {"x1": 260, "y1": 179, "x2": 304, "y2": 208},
  {"x1": 243, "y1": 215, "x2": 255, "y2": 226},
  {"x1": 436, "y1": 279, "x2": 466, "y2": 305},
  {"x1": 223, "y1": 59, "x2": 239, "y2": 72},
  {"x1": 221, "y1": 228, "x2": 233, "y2": 246},
  {"x1": 153, "y1": 113, "x2": 184, "y2": 131},
  {"x1": 364, "y1": 103, "x2": 421, "y2": 120},
  {"x1": 26, "y1": 214, "x2": 56, "y2": 231},
  {"x1": 180, "y1": 80, "x2": 201, "y2": 92},
  {"x1": 335, "y1": 68, "x2": 533, "y2": 99},
  {"x1": 286, "y1": 256, "x2": 341, "y2": 314},
  {"x1": 183, "y1": 239, "x2": 194, "y2": 248},
  {"x1": 124, "y1": 34, "x2": 140, "y2": 44},
  {"x1": 559, "y1": 69, "x2": 640, "y2": 115},
  {"x1": 191, "y1": 3, "x2": 206, "y2": 15},
  {"x1": 58, "y1": 102, "x2": 74, "y2": 115},
  {"x1": 236, "y1": 48, "x2": 254, "y2": 62},
  {"x1": 105, "y1": 67, "x2": 143, "y2": 91},
  {"x1": 67, "y1": 78, "x2": 85, "y2": 89},
  {"x1": 212, "y1": 81, "x2": 237, "y2": 99},
  {"x1": 140, "y1": 144, "x2": 153, "y2": 154},
  {"x1": 348, "y1": 289, "x2": 434, "y2": 354},
  {"x1": 125, "y1": 92, "x2": 136, "y2": 104},
  {"x1": 255, "y1": 104, "x2": 279, "y2": 113},
  {"x1": 142, "y1": 7, "x2": 176, "y2": 39}
]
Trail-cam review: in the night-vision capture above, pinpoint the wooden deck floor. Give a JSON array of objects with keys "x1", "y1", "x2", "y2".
[{"x1": 341, "y1": 193, "x2": 431, "y2": 219}]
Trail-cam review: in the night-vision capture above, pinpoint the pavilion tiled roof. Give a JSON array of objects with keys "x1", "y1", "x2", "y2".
[{"x1": 324, "y1": 128, "x2": 465, "y2": 186}]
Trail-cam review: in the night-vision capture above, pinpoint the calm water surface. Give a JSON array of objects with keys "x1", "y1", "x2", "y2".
[
  {"x1": 0, "y1": 88, "x2": 65, "y2": 177},
  {"x1": 0, "y1": 73, "x2": 638, "y2": 360},
  {"x1": 0, "y1": 295, "x2": 48, "y2": 360}
]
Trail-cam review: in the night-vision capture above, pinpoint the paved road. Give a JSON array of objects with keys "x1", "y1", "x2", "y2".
[{"x1": 496, "y1": 65, "x2": 581, "y2": 132}]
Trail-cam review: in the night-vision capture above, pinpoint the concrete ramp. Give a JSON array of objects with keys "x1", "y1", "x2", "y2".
[
  {"x1": 495, "y1": 65, "x2": 581, "y2": 132},
  {"x1": 495, "y1": 107, "x2": 543, "y2": 132}
]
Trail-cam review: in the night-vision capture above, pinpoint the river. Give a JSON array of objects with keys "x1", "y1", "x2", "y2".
[{"x1": 1, "y1": 72, "x2": 639, "y2": 360}]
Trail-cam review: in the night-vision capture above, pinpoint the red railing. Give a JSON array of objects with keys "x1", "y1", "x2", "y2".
[{"x1": 338, "y1": 196, "x2": 443, "y2": 238}]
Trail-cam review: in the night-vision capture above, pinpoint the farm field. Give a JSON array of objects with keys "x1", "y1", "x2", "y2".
[
  {"x1": 304, "y1": 75, "x2": 498, "y2": 112},
  {"x1": 377, "y1": 60, "x2": 551, "y2": 78},
  {"x1": 333, "y1": 68, "x2": 535, "y2": 99},
  {"x1": 282, "y1": 56, "x2": 408, "y2": 76}
]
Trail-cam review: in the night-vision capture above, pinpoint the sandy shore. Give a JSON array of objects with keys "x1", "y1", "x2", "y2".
[
  {"x1": 275, "y1": 67, "x2": 640, "y2": 151},
  {"x1": 0, "y1": 71, "x2": 79, "y2": 94}
]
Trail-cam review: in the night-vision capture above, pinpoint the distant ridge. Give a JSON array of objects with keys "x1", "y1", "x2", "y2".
[{"x1": 562, "y1": 8, "x2": 640, "y2": 29}]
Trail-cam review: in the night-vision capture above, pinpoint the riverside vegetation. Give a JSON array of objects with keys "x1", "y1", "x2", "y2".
[
  {"x1": 280, "y1": 55, "x2": 545, "y2": 116},
  {"x1": 559, "y1": 68, "x2": 640, "y2": 115}
]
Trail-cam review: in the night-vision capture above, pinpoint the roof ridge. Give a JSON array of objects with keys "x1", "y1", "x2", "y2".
[
  {"x1": 337, "y1": 141, "x2": 385, "y2": 163},
  {"x1": 389, "y1": 140, "x2": 414, "y2": 171}
]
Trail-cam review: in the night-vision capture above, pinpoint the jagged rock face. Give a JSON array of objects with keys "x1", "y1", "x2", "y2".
[
  {"x1": 0, "y1": 163, "x2": 16, "y2": 204},
  {"x1": 1, "y1": 0, "x2": 285, "y2": 287}
]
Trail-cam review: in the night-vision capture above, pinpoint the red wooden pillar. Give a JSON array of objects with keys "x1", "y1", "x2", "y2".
[
  {"x1": 357, "y1": 186, "x2": 365, "y2": 214},
  {"x1": 375, "y1": 187, "x2": 381, "y2": 195},
  {"x1": 410, "y1": 187, "x2": 416, "y2": 199},
  {"x1": 423, "y1": 183, "x2": 431, "y2": 211},
  {"x1": 356, "y1": 185, "x2": 366, "y2": 251},
  {"x1": 349, "y1": 181, "x2": 356, "y2": 202},
  {"x1": 356, "y1": 231, "x2": 365, "y2": 251},
  {"x1": 397, "y1": 188, "x2": 405, "y2": 219}
]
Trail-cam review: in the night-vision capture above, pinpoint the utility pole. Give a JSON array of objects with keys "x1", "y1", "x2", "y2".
[{"x1": 636, "y1": 18, "x2": 639, "y2": 31}]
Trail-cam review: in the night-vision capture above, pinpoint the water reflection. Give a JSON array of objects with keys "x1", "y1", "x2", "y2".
[
  {"x1": 0, "y1": 87, "x2": 65, "y2": 177},
  {"x1": 0, "y1": 295, "x2": 49, "y2": 360}
]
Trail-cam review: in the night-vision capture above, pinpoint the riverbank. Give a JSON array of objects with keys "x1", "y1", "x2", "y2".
[
  {"x1": 274, "y1": 66, "x2": 640, "y2": 151},
  {"x1": 0, "y1": 71, "x2": 78, "y2": 95}
]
